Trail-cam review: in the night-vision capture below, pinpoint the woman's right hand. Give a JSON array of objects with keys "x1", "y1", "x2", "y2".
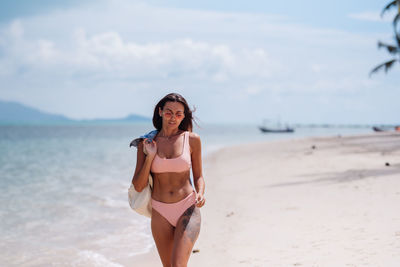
[{"x1": 143, "y1": 138, "x2": 157, "y2": 158}]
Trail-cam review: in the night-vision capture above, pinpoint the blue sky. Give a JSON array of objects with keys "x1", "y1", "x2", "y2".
[{"x1": 0, "y1": 0, "x2": 399, "y2": 124}]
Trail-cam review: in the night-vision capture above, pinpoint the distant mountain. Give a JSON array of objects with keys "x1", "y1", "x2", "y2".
[
  {"x1": 0, "y1": 100, "x2": 71, "y2": 123},
  {"x1": 82, "y1": 114, "x2": 151, "y2": 123},
  {"x1": 0, "y1": 100, "x2": 151, "y2": 124},
  {"x1": 121, "y1": 114, "x2": 150, "y2": 122}
]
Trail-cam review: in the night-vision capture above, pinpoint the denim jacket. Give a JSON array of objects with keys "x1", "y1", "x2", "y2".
[{"x1": 129, "y1": 129, "x2": 158, "y2": 148}]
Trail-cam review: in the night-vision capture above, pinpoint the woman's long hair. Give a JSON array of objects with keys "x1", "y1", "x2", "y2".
[{"x1": 152, "y1": 93, "x2": 196, "y2": 132}]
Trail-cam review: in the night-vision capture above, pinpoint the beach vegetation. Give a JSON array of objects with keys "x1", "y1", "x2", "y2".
[{"x1": 370, "y1": 0, "x2": 400, "y2": 76}]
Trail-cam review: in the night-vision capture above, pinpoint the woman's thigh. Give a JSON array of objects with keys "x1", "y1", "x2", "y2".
[
  {"x1": 171, "y1": 205, "x2": 201, "y2": 265},
  {"x1": 151, "y1": 209, "x2": 175, "y2": 266}
]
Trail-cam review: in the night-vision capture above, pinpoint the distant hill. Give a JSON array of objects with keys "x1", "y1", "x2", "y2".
[
  {"x1": 122, "y1": 114, "x2": 151, "y2": 122},
  {"x1": 0, "y1": 100, "x2": 151, "y2": 124},
  {"x1": 82, "y1": 114, "x2": 151, "y2": 123},
  {"x1": 0, "y1": 100, "x2": 71, "y2": 123}
]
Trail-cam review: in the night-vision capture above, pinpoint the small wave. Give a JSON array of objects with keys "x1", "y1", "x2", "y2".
[
  {"x1": 92, "y1": 223, "x2": 154, "y2": 257},
  {"x1": 100, "y1": 196, "x2": 128, "y2": 208},
  {"x1": 73, "y1": 250, "x2": 124, "y2": 267}
]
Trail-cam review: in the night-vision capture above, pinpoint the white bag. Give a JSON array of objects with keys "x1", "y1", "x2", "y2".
[{"x1": 128, "y1": 175, "x2": 153, "y2": 218}]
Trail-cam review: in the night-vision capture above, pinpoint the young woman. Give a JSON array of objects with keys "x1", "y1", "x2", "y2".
[{"x1": 132, "y1": 93, "x2": 205, "y2": 267}]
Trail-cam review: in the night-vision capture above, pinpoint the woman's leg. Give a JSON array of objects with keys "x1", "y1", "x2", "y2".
[
  {"x1": 151, "y1": 209, "x2": 175, "y2": 267},
  {"x1": 171, "y1": 205, "x2": 201, "y2": 267}
]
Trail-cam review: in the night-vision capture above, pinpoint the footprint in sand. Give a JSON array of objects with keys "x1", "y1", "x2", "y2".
[
  {"x1": 226, "y1": 211, "x2": 234, "y2": 217},
  {"x1": 285, "y1": 206, "x2": 299, "y2": 211}
]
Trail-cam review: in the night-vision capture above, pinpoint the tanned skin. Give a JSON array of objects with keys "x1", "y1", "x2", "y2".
[{"x1": 132, "y1": 101, "x2": 205, "y2": 267}]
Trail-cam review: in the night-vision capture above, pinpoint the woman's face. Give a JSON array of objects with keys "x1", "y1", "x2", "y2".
[{"x1": 159, "y1": 101, "x2": 185, "y2": 129}]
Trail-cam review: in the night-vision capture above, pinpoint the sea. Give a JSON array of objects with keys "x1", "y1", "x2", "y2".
[{"x1": 0, "y1": 122, "x2": 372, "y2": 266}]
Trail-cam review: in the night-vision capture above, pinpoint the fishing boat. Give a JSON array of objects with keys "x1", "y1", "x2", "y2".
[
  {"x1": 259, "y1": 119, "x2": 295, "y2": 133},
  {"x1": 373, "y1": 126, "x2": 400, "y2": 132},
  {"x1": 372, "y1": 126, "x2": 385, "y2": 132},
  {"x1": 259, "y1": 126, "x2": 294, "y2": 133}
]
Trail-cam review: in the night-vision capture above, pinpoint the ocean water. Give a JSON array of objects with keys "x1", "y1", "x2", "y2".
[{"x1": 0, "y1": 123, "x2": 372, "y2": 266}]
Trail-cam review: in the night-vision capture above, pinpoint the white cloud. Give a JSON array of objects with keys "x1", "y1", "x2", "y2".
[
  {"x1": 348, "y1": 11, "x2": 393, "y2": 22},
  {"x1": 1, "y1": 22, "x2": 277, "y2": 86},
  {"x1": 0, "y1": 0, "x2": 399, "y2": 123},
  {"x1": 8, "y1": 20, "x2": 24, "y2": 38},
  {"x1": 244, "y1": 85, "x2": 263, "y2": 95}
]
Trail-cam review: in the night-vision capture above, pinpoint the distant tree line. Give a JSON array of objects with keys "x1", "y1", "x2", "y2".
[{"x1": 370, "y1": 0, "x2": 400, "y2": 76}]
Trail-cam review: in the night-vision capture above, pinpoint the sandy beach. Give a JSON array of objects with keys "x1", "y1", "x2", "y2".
[{"x1": 138, "y1": 132, "x2": 400, "y2": 267}]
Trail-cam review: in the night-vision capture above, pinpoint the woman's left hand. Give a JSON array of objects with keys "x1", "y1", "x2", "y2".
[{"x1": 195, "y1": 193, "x2": 205, "y2": 208}]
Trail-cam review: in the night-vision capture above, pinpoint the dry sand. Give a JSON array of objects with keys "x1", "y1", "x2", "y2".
[{"x1": 138, "y1": 132, "x2": 400, "y2": 267}]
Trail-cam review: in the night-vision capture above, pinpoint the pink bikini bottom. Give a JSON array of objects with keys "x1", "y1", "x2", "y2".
[{"x1": 151, "y1": 191, "x2": 196, "y2": 227}]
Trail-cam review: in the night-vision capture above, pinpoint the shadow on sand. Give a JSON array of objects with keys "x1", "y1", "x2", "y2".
[{"x1": 268, "y1": 164, "x2": 400, "y2": 187}]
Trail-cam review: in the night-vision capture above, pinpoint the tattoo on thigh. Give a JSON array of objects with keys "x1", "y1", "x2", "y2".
[{"x1": 180, "y1": 205, "x2": 201, "y2": 243}]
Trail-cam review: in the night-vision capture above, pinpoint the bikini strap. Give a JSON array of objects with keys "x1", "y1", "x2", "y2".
[{"x1": 186, "y1": 131, "x2": 191, "y2": 154}]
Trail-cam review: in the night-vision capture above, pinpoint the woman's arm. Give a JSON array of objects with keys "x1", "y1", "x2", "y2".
[
  {"x1": 190, "y1": 133, "x2": 205, "y2": 206},
  {"x1": 132, "y1": 140, "x2": 156, "y2": 192}
]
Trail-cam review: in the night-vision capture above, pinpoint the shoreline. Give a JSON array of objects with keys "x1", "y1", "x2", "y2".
[{"x1": 132, "y1": 132, "x2": 400, "y2": 266}]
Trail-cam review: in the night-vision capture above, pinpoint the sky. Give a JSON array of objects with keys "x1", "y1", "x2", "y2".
[{"x1": 0, "y1": 0, "x2": 399, "y2": 124}]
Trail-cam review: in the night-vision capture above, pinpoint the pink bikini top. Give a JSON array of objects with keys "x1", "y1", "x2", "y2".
[{"x1": 151, "y1": 131, "x2": 191, "y2": 173}]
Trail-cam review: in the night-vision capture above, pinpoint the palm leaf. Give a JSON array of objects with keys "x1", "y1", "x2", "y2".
[
  {"x1": 396, "y1": 32, "x2": 400, "y2": 47},
  {"x1": 370, "y1": 59, "x2": 397, "y2": 76},
  {"x1": 378, "y1": 41, "x2": 399, "y2": 54},
  {"x1": 381, "y1": 0, "x2": 398, "y2": 17},
  {"x1": 394, "y1": 13, "x2": 400, "y2": 31}
]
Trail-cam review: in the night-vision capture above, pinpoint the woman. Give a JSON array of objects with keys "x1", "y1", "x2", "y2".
[{"x1": 132, "y1": 93, "x2": 205, "y2": 267}]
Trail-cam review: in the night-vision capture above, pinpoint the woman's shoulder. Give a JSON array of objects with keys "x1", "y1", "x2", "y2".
[
  {"x1": 188, "y1": 131, "x2": 201, "y2": 148},
  {"x1": 188, "y1": 131, "x2": 200, "y2": 139}
]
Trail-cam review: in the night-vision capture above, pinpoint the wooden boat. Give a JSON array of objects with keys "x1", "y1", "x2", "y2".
[
  {"x1": 259, "y1": 118, "x2": 295, "y2": 133},
  {"x1": 259, "y1": 126, "x2": 294, "y2": 133},
  {"x1": 372, "y1": 126, "x2": 385, "y2": 132},
  {"x1": 372, "y1": 126, "x2": 400, "y2": 132}
]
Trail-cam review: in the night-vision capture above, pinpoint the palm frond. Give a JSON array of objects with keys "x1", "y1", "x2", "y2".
[
  {"x1": 370, "y1": 59, "x2": 397, "y2": 76},
  {"x1": 381, "y1": 0, "x2": 398, "y2": 17},
  {"x1": 394, "y1": 13, "x2": 400, "y2": 31},
  {"x1": 378, "y1": 41, "x2": 399, "y2": 54},
  {"x1": 396, "y1": 32, "x2": 400, "y2": 47}
]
